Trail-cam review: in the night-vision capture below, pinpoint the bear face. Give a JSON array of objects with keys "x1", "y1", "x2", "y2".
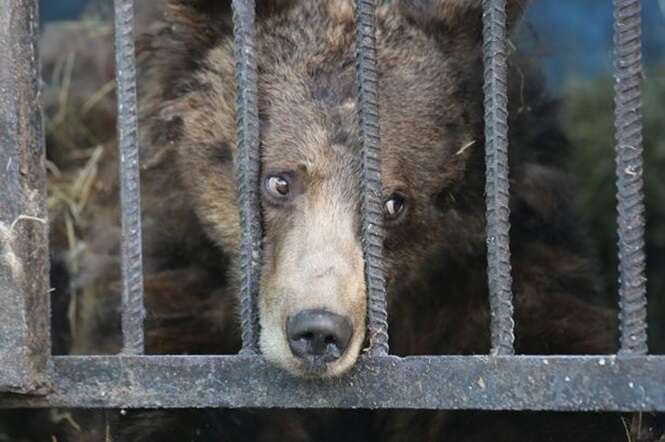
[{"x1": 141, "y1": 0, "x2": 525, "y2": 377}]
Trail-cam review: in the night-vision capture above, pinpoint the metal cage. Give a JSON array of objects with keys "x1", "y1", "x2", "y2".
[{"x1": 1, "y1": 0, "x2": 664, "y2": 411}]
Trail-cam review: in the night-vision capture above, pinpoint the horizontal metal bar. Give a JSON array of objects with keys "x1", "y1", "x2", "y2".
[
  {"x1": 0, "y1": 0, "x2": 50, "y2": 394},
  {"x1": 0, "y1": 355, "x2": 663, "y2": 410}
]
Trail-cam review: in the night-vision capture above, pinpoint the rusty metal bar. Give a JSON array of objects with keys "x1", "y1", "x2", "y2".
[
  {"x1": 232, "y1": 0, "x2": 262, "y2": 354},
  {"x1": 0, "y1": 0, "x2": 50, "y2": 394},
  {"x1": 1, "y1": 355, "x2": 664, "y2": 410},
  {"x1": 613, "y1": 0, "x2": 648, "y2": 355},
  {"x1": 355, "y1": 0, "x2": 389, "y2": 356},
  {"x1": 113, "y1": 0, "x2": 145, "y2": 354},
  {"x1": 482, "y1": 0, "x2": 515, "y2": 356}
]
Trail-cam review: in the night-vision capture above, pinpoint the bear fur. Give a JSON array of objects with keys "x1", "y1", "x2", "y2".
[{"x1": 4, "y1": 0, "x2": 663, "y2": 441}]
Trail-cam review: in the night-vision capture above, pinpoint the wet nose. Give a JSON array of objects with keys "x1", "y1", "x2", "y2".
[{"x1": 286, "y1": 309, "x2": 353, "y2": 363}]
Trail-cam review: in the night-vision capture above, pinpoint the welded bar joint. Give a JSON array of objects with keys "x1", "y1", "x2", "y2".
[
  {"x1": 0, "y1": 0, "x2": 50, "y2": 394},
  {"x1": 613, "y1": 0, "x2": 648, "y2": 355},
  {"x1": 355, "y1": 0, "x2": 389, "y2": 356},
  {"x1": 482, "y1": 0, "x2": 515, "y2": 356},
  {"x1": 113, "y1": 0, "x2": 145, "y2": 354},
  {"x1": 231, "y1": 0, "x2": 262, "y2": 354}
]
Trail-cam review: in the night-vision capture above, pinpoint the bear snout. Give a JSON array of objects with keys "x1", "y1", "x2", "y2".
[{"x1": 286, "y1": 309, "x2": 353, "y2": 366}]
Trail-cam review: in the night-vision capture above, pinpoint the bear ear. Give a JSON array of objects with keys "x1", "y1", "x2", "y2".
[{"x1": 397, "y1": 0, "x2": 528, "y2": 39}]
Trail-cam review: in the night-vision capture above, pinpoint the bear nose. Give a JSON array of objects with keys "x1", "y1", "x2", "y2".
[{"x1": 286, "y1": 309, "x2": 353, "y2": 363}]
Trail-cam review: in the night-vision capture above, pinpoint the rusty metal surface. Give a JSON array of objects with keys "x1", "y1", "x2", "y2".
[
  {"x1": 232, "y1": 0, "x2": 262, "y2": 354},
  {"x1": 0, "y1": 355, "x2": 664, "y2": 410},
  {"x1": 113, "y1": 0, "x2": 145, "y2": 354},
  {"x1": 482, "y1": 0, "x2": 515, "y2": 356},
  {"x1": 613, "y1": 0, "x2": 648, "y2": 355},
  {"x1": 355, "y1": 0, "x2": 389, "y2": 356},
  {"x1": 0, "y1": 0, "x2": 50, "y2": 394}
]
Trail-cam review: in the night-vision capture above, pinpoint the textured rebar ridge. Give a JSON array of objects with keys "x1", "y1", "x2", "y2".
[
  {"x1": 354, "y1": 0, "x2": 389, "y2": 356},
  {"x1": 613, "y1": 0, "x2": 648, "y2": 355},
  {"x1": 113, "y1": 0, "x2": 145, "y2": 355},
  {"x1": 232, "y1": 0, "x2": 262, "y2": 354},
  {"x1": 482, "y1": 0, "x2": 515, "y2": 356}
]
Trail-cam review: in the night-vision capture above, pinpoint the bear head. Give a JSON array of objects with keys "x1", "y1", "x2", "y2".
[{"x1": 140, "y1": 0, "x2": 527, "y2": 377}]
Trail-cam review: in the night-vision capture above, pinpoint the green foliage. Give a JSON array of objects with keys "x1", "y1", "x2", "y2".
[{"x1": 562, "y1": 67, "x2": 665, "y2": 352}]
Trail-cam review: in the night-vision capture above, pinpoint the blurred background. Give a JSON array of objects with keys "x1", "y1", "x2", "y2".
[
  {"x1": 518, "y1": 0, "x2": 665, "y2": 353},
  {"x1": 38, "y1": 0, "x2": 665, "y2": 351}
]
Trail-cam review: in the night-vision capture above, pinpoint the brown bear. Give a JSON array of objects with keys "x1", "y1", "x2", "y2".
[
  {"x1": 128, "y1": 0, "x2": 620, "y2": 371},
  {"x1": 10, "y1": 0, "x2": 662, "y2": 441}
]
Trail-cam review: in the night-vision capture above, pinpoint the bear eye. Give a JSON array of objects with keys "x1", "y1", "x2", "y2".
[
  {"x1": 265, "y1": 175, "x2": 290, "y2": 198},
  {"x1": 384, "y1": 194, "x2": 406, "y2": 221}
]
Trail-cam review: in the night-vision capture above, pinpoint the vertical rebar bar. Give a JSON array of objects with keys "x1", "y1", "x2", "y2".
[
  {"x1": 0, "y1": 0, "x2": 50, "y2": 394},
  {"x1": 232, "y1": 0, "x2": 262, "y2": 354},
  {"x1": 482, "y1": 0, "x2": 515, "y2": 356},
  {"x1": 113, "y1": 0, "x2": 145, "y2": 354},
  {"x1": 613, "y1": 0, "x2": 648, "y2": 355},
  {"x1": 354, "y1": 0, "x2": 389, "y2": 356}
]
